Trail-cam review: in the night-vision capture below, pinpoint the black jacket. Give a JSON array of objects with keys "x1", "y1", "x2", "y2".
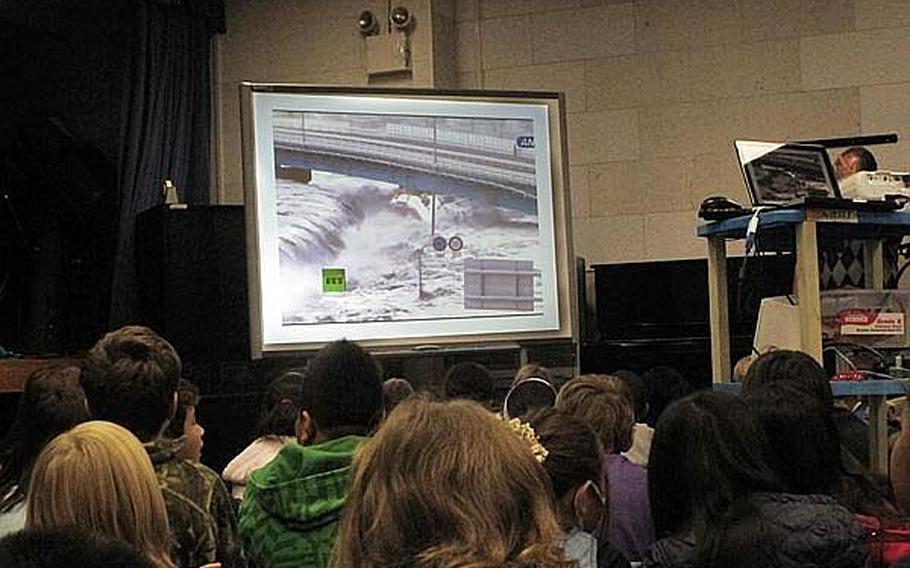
[{"x1": 644, "y1": 493, "x2": 868, "y2": 568}]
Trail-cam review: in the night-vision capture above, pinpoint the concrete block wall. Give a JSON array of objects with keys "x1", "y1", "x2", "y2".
[
  {"x1": 456, "y1": 0, "x2": 910, "y2": 263},
  {"x1": 214, "y1": 0, "x2": 910, "y2": 263}
]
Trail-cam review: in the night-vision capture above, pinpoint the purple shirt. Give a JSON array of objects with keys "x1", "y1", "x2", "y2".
[{"x1": 603, "y1": 454, "x2": 654, "y2": 562}]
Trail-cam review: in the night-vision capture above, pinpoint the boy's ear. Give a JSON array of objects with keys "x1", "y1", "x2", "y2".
[{"x1": 296, "y1": 410, "x2": 313, "y2": 444}]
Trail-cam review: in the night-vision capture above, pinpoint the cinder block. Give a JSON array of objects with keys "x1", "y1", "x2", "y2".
[
  {"x1": 856, "y1": 0, "x2": 910, "y2": 30},
  {"x1": 644, "y1": 211, "x2": 704, "y2": 260},
  {"x1": 690, "y1": 40, "x2": 800, "y2": 101},
  {"x1": 741, "y1": 0, "x2": 854, "y2": 42},
  {"x1": 639, "y1": 102, "x2": 726, "y2": 158},
  {"x1": 636, "y1": 0, "x2": 695, "y2": 53},
  {"x1": 574, "y1": 216, "x2": 646, "y2": 263},
  {"x1": 480, "y1": 15, "x2": 533, "y2": 68},
  {"x1": 786, "y1": 88, "x2": 861, "y2": 140},
  {"x1": 532, "y1": 4, "x2": 635, "y2": 64},
  {"x1": 481, "y1": 0, "x2": 536, "y2": 19},
  {"x1": 641, "y1": 157, "x2": 692, "y2": 213},
  {"x1": 570, "y1": 165, "x2": 591, "y2": 220},
  {"x1": 567, "y1": 110, "x2": 640, "y2": 165},
  {"x1": 456, "y1": 0, "x2": 477, "y2": 22},
  {"x1": 484, "y1": 62, "x2": 586, "y2": 113},
  {"x1": 860, "y1": 83, "x2": 910, "y2": 172},
  {"x1": 456, "y1": 70, "x2": 479, "y2": 88},
  {"x1": 456, "y1": 21, "x2": 478, "y2": 71},
  {"x1": 586, "y1": 55, "x2": 642, "y2": 111},
  {"x1": 690, "y1": 0, "x2": 744, "y2": 47},
  {"x1": 590, "y1": 160, "x2": 644, "y2": 216},
  {"x1": 639, "y1": 50, "x2": 693, "y2": 106},
  {"x1": 687, "y1": 152, "x2": 749, "y2": 211},
  {"x1": 801, "y1": 31, "x2": 910, "y2": 90},
  {"x1": 725, "y1": 93, "x2": 793, "y2": 142}
]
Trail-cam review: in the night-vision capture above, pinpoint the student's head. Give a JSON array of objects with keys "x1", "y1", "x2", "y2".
[
  {"x1": 556, "y1": 375, "x2": 634, "y2": 454},
  {"x1": 648, "y1": 391, "x2": 780, "y2": 539},
  {"x1": 162, "y1": 379, "x2": 203, "y2": 462},
  {"x1": 513, "y1": 363, "x2": 554, "y2": 386},
  {"x1": 641, "y1": 366, "x2": 691, "y2": 426},
  {"x1": 526, "y1": 407, "x2": 606, "y2": 535},
  {"x1": 0, "y1": 364, "x2": 89, "y2": 513},
  {"x1": 81, "y1": 326, "x2": 181, "y2": 441},
  {"x1": 27, "y1": 421, "x2": 174, "y2": 568},
  {"x1": 745, "y1": 384, "x2": 841, "y2": 495},
  {"x1": 333, "y1": 398, "x2": 574, "y2": 568},
  {"x1": 612, "y1": 369, "x2": 646, "y2": 422},
  {"x1": 443, "y1": 362, "x2": 494, "y2": 405},
  {"x1": 254, "y1": 371, "x2": 305, "y2": 440},
  {"x1": 742, "y1": 349, "x2": 832, "y2": 407},
  {"x1": 381, "y1": 377, "x2": 414, "y2": 416},
  {"x1": 300, "y1": 340, "x2": 382, "y2": 441},
  {"x1": 0, "y1": 526, "x2": 156, "y2": 568},
  {"x1": 503, "y1": 378, "x2": 557, "y2": 420},
  {"x1": 835, "y1": 147, "x2": 878, "y2": 180}
]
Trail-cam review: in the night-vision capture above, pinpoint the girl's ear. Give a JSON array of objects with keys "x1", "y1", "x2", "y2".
[
  {"x1": 296, "y1": 410, "x2": 313, "y2": 444},
  {"x1": 573, "y1": 480, "x2": 605, "y2": 533}
]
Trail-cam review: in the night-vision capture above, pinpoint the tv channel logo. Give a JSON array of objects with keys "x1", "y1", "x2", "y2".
[{"x1": 322, "y1": 268, "x2": 347, "y2": 293}]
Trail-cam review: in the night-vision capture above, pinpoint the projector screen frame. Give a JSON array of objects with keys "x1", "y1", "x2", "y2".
[{"x1": 240, "y1": 83, "x2": 576, "y2": 357}]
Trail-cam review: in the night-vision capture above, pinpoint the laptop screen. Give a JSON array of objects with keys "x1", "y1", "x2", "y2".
[{"x1": 734, "y1": 141, "x2": 840, "y2": 206}]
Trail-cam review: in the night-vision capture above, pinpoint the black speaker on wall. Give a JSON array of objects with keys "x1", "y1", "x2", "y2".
[{"x1": 136, "y1": 205, "x2": 249, "y2": 360}]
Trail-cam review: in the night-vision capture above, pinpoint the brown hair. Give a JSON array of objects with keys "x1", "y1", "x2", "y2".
[
  {"x1": 556, "y1": 375, "x2": 634, "y2": 454},
  {"x1": 513, "y1": 364, "x2": 554, "y2": 387},
  {"x1": 27, "y1": 421, "x2": 175, "y2": 568},
  {"x1": 333, "y1": 398, "x2": 578, "y2": 568},
  {"x1": 525, "y1": 408, "x2": 605, "y2": 531},
  {"x1": 81, "y1": 325, "x2": 182, "y2": 441},
  {"x1": 0, "y1": 364, "x2": 89, "y2": 513}
]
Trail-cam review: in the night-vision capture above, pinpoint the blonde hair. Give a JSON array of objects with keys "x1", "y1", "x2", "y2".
[
  {"x1": 556, "y1": 375, "x2": 634, "y2": 454},
  {"x1": 27, "y1": 420, "x2": 175, "y2": 568},
  {"x1": 333, "y1": 398, "x2": 578, "y2": 568}
]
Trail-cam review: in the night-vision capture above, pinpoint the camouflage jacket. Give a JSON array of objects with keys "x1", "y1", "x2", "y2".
[{"x1": 146, "y1": 437, "x2": 245, "y2": 568}]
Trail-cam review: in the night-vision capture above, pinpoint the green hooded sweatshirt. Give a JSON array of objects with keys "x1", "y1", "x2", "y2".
[{"x1": 238, "y1": 435, "x2": 366, "y2": 568}]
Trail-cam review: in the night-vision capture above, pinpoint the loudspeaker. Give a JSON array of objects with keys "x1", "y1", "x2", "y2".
[{"x1": 136, "y1": 205, "x2": 249, "y2": 360}]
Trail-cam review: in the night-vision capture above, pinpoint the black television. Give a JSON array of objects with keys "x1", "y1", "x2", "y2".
[{"x1": 240, "y1": 84, "x2": 576, "y2": 357}]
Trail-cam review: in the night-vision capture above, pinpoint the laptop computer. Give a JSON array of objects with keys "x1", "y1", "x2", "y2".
[{"x1": 734, "y1": 140, "x2": 901, "y2": 211}]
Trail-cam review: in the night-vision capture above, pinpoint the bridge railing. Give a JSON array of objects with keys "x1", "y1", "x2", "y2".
[{"x1": 274, "y1": 127, "x2": 537, "y2": 188}]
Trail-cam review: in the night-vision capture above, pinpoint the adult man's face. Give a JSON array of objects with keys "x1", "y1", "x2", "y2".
[{"x1": 835, "y1": 152, "x2": 860, "y2": 180}]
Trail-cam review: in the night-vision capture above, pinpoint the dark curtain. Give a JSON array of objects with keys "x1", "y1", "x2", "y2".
[{"x1": 109, "y1": 0, "x2": 225, "y2": 326}]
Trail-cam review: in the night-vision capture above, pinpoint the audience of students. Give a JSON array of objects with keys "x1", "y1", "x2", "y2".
[
  {"x1": 513, "y1": 362, "x2": 555, "y2": 386},
  {"x1": 162, "y1": 379, "x2": 204, "y2": 463},
  {"x1": 80, "y1": 325, "x2": 241, "y2": 568},
  {"x1": 7, "y1": 331, "x2": 909, "y2": 568},
  {"x1": 381, "y1": 377, "x2": 414, "y2": 416},
  {"x1": 0, "y1": 364, "x2": 89, "y2": 538},
  {"x1": 0, "y1": 526, "x2": 156, "y2": 568},
  {"x1": 239, "y1": 340, "x2": 382, "y2": 568},
  {"x1": 503, "y1": 377, "x2": 557, "y2": 419},
  {"x1": 646, "y1": 391, "x2": 867, "y2": 568},
  {"x1": 27, "y1": 420, "x2": 176, "y2": 568},
  {"x1": 557, "y1": 375, "x2": 654, "y2": 562},
  {"x1": 223, "y1": 371, "x2": 304, "y2": 501},
  {"x1": 743, "y1": 349, "x2": 872, "y2": 469},
  {"x1": 332, "y1": 397, "x2": 577, "y2": 568},
  {"x1": 526, "y1": 407, "x2": 631, "y2": 568},
  {"x1": 443, "y1": 361, "x2": 495, "y2": 406},
  {"x1": 640, "y1": 366, "x2": 691, "y2": 427},
  {"x1": 612, "y1": 369, "x2": 652, "y2": 467}
]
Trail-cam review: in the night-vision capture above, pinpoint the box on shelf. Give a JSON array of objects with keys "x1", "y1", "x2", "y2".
[{"x1": 821, "y1": 290, "x2": 910, "y2": 348}]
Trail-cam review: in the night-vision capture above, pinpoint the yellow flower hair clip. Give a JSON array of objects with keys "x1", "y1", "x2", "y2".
[{"x1": 505, "y1": 417, "x2": 549, "y2": 463}]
